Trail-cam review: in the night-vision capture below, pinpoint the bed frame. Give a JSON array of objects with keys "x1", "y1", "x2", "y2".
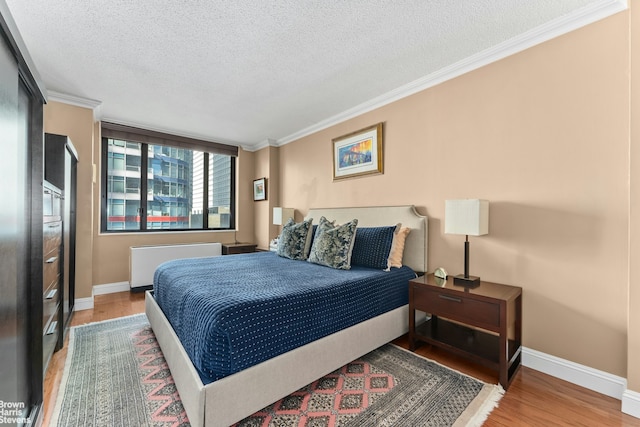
[{"x1": 145, "y1": 205, "x2": 428, "y2": 426}]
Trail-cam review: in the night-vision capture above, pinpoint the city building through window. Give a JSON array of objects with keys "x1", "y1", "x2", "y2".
[{"x1": 101, "y1": 123, "x2": 237, "y2": 232}]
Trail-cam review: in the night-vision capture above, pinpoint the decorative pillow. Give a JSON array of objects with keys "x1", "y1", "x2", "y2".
[
  {"x1": 387, "y1": 227, "x2": 411, "y2": 269},
  {"x1": 308, "y1": 216, "x2": 358, "y2": 270},
  {"x1": 277, "y1": 218, "x2": 313, "y2": 260},
  {"x1": 350, "y1": 224, "x2": 399, "y2": 270},
  {"x1": 307, "y1": 219, "x2": 337, "y2": 251}
]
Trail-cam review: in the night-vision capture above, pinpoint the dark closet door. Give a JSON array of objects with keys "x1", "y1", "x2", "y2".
[
  {"x1": 0, "y1": 39, "x2": 32, "y2": 421},
  {"x1": 65, "y1": 147, "x2": 77, "y2": 321}
]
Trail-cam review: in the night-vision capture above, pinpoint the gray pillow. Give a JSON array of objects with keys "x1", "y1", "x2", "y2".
[
  {"x1": 277, "y1": 218, "x2": 313, "y2": 260},
  {"x1": 308, "y1": 216, "x2": 358, "y2": 270}
]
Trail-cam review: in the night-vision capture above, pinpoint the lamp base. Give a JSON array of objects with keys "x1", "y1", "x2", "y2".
[{"x1": 453, "y1": 274, "x2": 480, "y2": 287}]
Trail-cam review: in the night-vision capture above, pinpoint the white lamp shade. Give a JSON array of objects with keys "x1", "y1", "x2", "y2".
[
  {"x1": 273, "y1": 207, "x2": 295, "y2": 225},
  {"x1": 445, "y1": 199, "x2": 489, "y2": 236}
]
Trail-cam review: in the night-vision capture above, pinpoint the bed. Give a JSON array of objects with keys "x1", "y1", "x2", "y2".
[{"x1": 145, "y1": 205, "x2": 428, "y2": 426}]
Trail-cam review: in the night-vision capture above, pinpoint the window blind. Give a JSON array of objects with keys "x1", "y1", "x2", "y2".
[{"x1": 101, "y1": 121, "x2": 239, "y2": 157}]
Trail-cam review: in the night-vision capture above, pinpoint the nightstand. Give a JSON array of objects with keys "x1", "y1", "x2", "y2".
[
  {"x1": 408, "y1": 274, "x2": 522, "y2": 389},
  {"x1": 222, "y1": 243, "x2": 257, "y2": 255}
]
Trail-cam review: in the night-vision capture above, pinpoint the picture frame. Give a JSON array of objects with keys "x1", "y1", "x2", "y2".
[
  {"x1": 332, "y1": 122, "x2": 383, "y2": 181},
  {"x1": 253, "y1": 177, "x2": 267, "y2": 201}
]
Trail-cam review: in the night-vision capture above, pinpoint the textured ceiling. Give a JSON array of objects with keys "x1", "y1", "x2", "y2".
[{"x1": 4, "y1": 0, "x2": 626, "y2": 150}]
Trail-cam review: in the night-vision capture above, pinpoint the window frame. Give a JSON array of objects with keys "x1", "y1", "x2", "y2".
[{"x1": 100, "y1": 123, "x2": 237, "y2": 233}]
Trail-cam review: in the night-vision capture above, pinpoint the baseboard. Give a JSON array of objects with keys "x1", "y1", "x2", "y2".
[
  {"x1": 74, "y1": 296, "x2": 94, "y2": 311},
  {"x1": 93, "y1": 281, "x2": 130, "y2": 295},
  {"x1": 522, "y1": 346, "x2": 627, "y2": 400},
  {"x1": 74, "y1": 281, "x2": 131, "y2": 311},
  {"x1": 622, "y1": 389, "x2": 640, "y2": 418}
]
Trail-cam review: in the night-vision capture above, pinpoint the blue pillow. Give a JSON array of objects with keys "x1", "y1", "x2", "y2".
[{"x1": 351, "y1": 225, "x2": 398, "y2": 270}]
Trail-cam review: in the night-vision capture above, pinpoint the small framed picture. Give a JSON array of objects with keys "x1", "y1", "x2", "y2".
[
  {"x1": 253, "y1": 177, "x2": 267, "y2": 201},
  {"x1": 332, "y1": 122, "x2": 383, "y2": 181}
]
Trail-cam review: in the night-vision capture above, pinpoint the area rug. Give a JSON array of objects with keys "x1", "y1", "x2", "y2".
[{"x1": 51, "y1": 314, "x2": 503, "y2": 427}]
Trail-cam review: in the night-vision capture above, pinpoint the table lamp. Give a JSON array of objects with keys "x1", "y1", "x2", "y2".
[
  {"x1": 272, "y1": 207, "x2": 295, "y2": 249},
  {"x1": 445, "y1": 199, "x2": 489, "y2": 286},
  {"x1": 273, "y1": 207, "x2": 295, "y2": 227}
]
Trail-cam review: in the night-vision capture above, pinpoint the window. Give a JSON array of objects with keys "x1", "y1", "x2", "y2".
[
  {"x1": 101, "y1": 123, "x2": 237, "y2": 232},
  {"x1": 209, "y1": 154, "x2": 232, "y2": 228}
]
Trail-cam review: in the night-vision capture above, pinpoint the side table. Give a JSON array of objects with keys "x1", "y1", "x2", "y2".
[{"x1": 408, "y1": 274, "x2": 522, "y2": 389}]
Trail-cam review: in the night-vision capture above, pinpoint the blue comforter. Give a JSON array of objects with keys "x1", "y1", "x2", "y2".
[{"x1": 153, "y1": 251, "x2": 416, "y2": 384}]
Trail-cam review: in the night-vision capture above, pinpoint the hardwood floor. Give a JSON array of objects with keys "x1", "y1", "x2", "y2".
[
  {"x1": 43, "y1": 291, "x2": 640, "y2": 427},
  {"x1": 394, "y1": 334, "x2": 640, "y2": 426}
]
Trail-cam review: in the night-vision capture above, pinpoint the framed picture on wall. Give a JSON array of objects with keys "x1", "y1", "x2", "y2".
[
  {"x1": 253, "y1": 177, "x2": 267, "y2": 201},
  {"x1": 332, "y1": 122, "x2": 383, "y2": 180}
]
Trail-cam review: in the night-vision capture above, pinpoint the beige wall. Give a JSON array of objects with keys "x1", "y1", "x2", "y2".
[
  {"x1": 253, "y1": 148, "x2": 270, "y2": 248},
  {"x1": 237, "y1": 148, "x2": 256, "y2": 245},
  {"x1": 269, "y1": 147, "x2": 282, "y2": 242},
  {"x1": 252, "y1": 146, "x2": 284, "y2": 249},
  {"x1": 275, "y1": 11, "x2": 631, "y2": 378},
  {"x1": 629, "y1": 2, "x2": 640, "y2": 392},
  {"x1": 44, "y1": 102, "x2": 95, "y2": 298}
]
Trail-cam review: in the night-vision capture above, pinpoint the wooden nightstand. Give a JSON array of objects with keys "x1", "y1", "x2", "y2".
[
  {"x1": 408, "y1": 274, "x2": 522, "y2": 389},
  {"x1": 222, "y1": 243, "x2": 257, "y2": 255}
]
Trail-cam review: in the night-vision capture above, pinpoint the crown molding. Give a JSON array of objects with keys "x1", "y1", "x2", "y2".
[
  {"x1": 276, "y1": 0, "x2": 627, "y2": 147},
  {"x1": 47, "y1": 98, "x2": 247, "y2": 149},
  {"x1": 245, "y1": 138, "x2": 278, "y2": 152},
  {"x1": 47, "y1": 90, "x2": 102, "y2": 109},
  {"x1": 47, "y1": 90, "x2": 103, "y2": 120}
]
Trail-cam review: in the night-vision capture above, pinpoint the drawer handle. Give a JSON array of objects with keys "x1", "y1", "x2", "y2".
[
  {"x1": 46, "y1": 289, "x2": 57, "y2": 300},
  {"x1": 48, "y1": 223, "x2": 61, "y2": 228},
  {"x1": 438, "y1": 294, "x2": 462, "y2": 303},
  {"x1": 46, "y1": 321, "x2": 57, "y2": 335},
  {"x1": 45, "y1": 257, "x2": 58, "y2": 264}
]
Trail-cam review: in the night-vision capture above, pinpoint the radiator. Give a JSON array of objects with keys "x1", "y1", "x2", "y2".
[{"x1": 129, "y1": 243, "x2": 222, "y2": 289}]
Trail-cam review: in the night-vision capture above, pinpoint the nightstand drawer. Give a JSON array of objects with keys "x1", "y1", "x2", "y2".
[{"x1": 413, "y1": 286, "x2": 500, "y2": 328}]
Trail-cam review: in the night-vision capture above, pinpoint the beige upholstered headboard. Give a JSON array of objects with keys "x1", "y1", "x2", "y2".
[{"x1": 305, "y1": 205, "x2": 428, "y2": 273}]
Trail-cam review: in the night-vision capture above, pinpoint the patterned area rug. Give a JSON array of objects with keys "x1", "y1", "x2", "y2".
[
  {"x1": 51, "y1": 314, "x2": 189, "y2": 427},
  {"x1": 51, "y1": 314, "x2": 503, "y2": 427}
]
